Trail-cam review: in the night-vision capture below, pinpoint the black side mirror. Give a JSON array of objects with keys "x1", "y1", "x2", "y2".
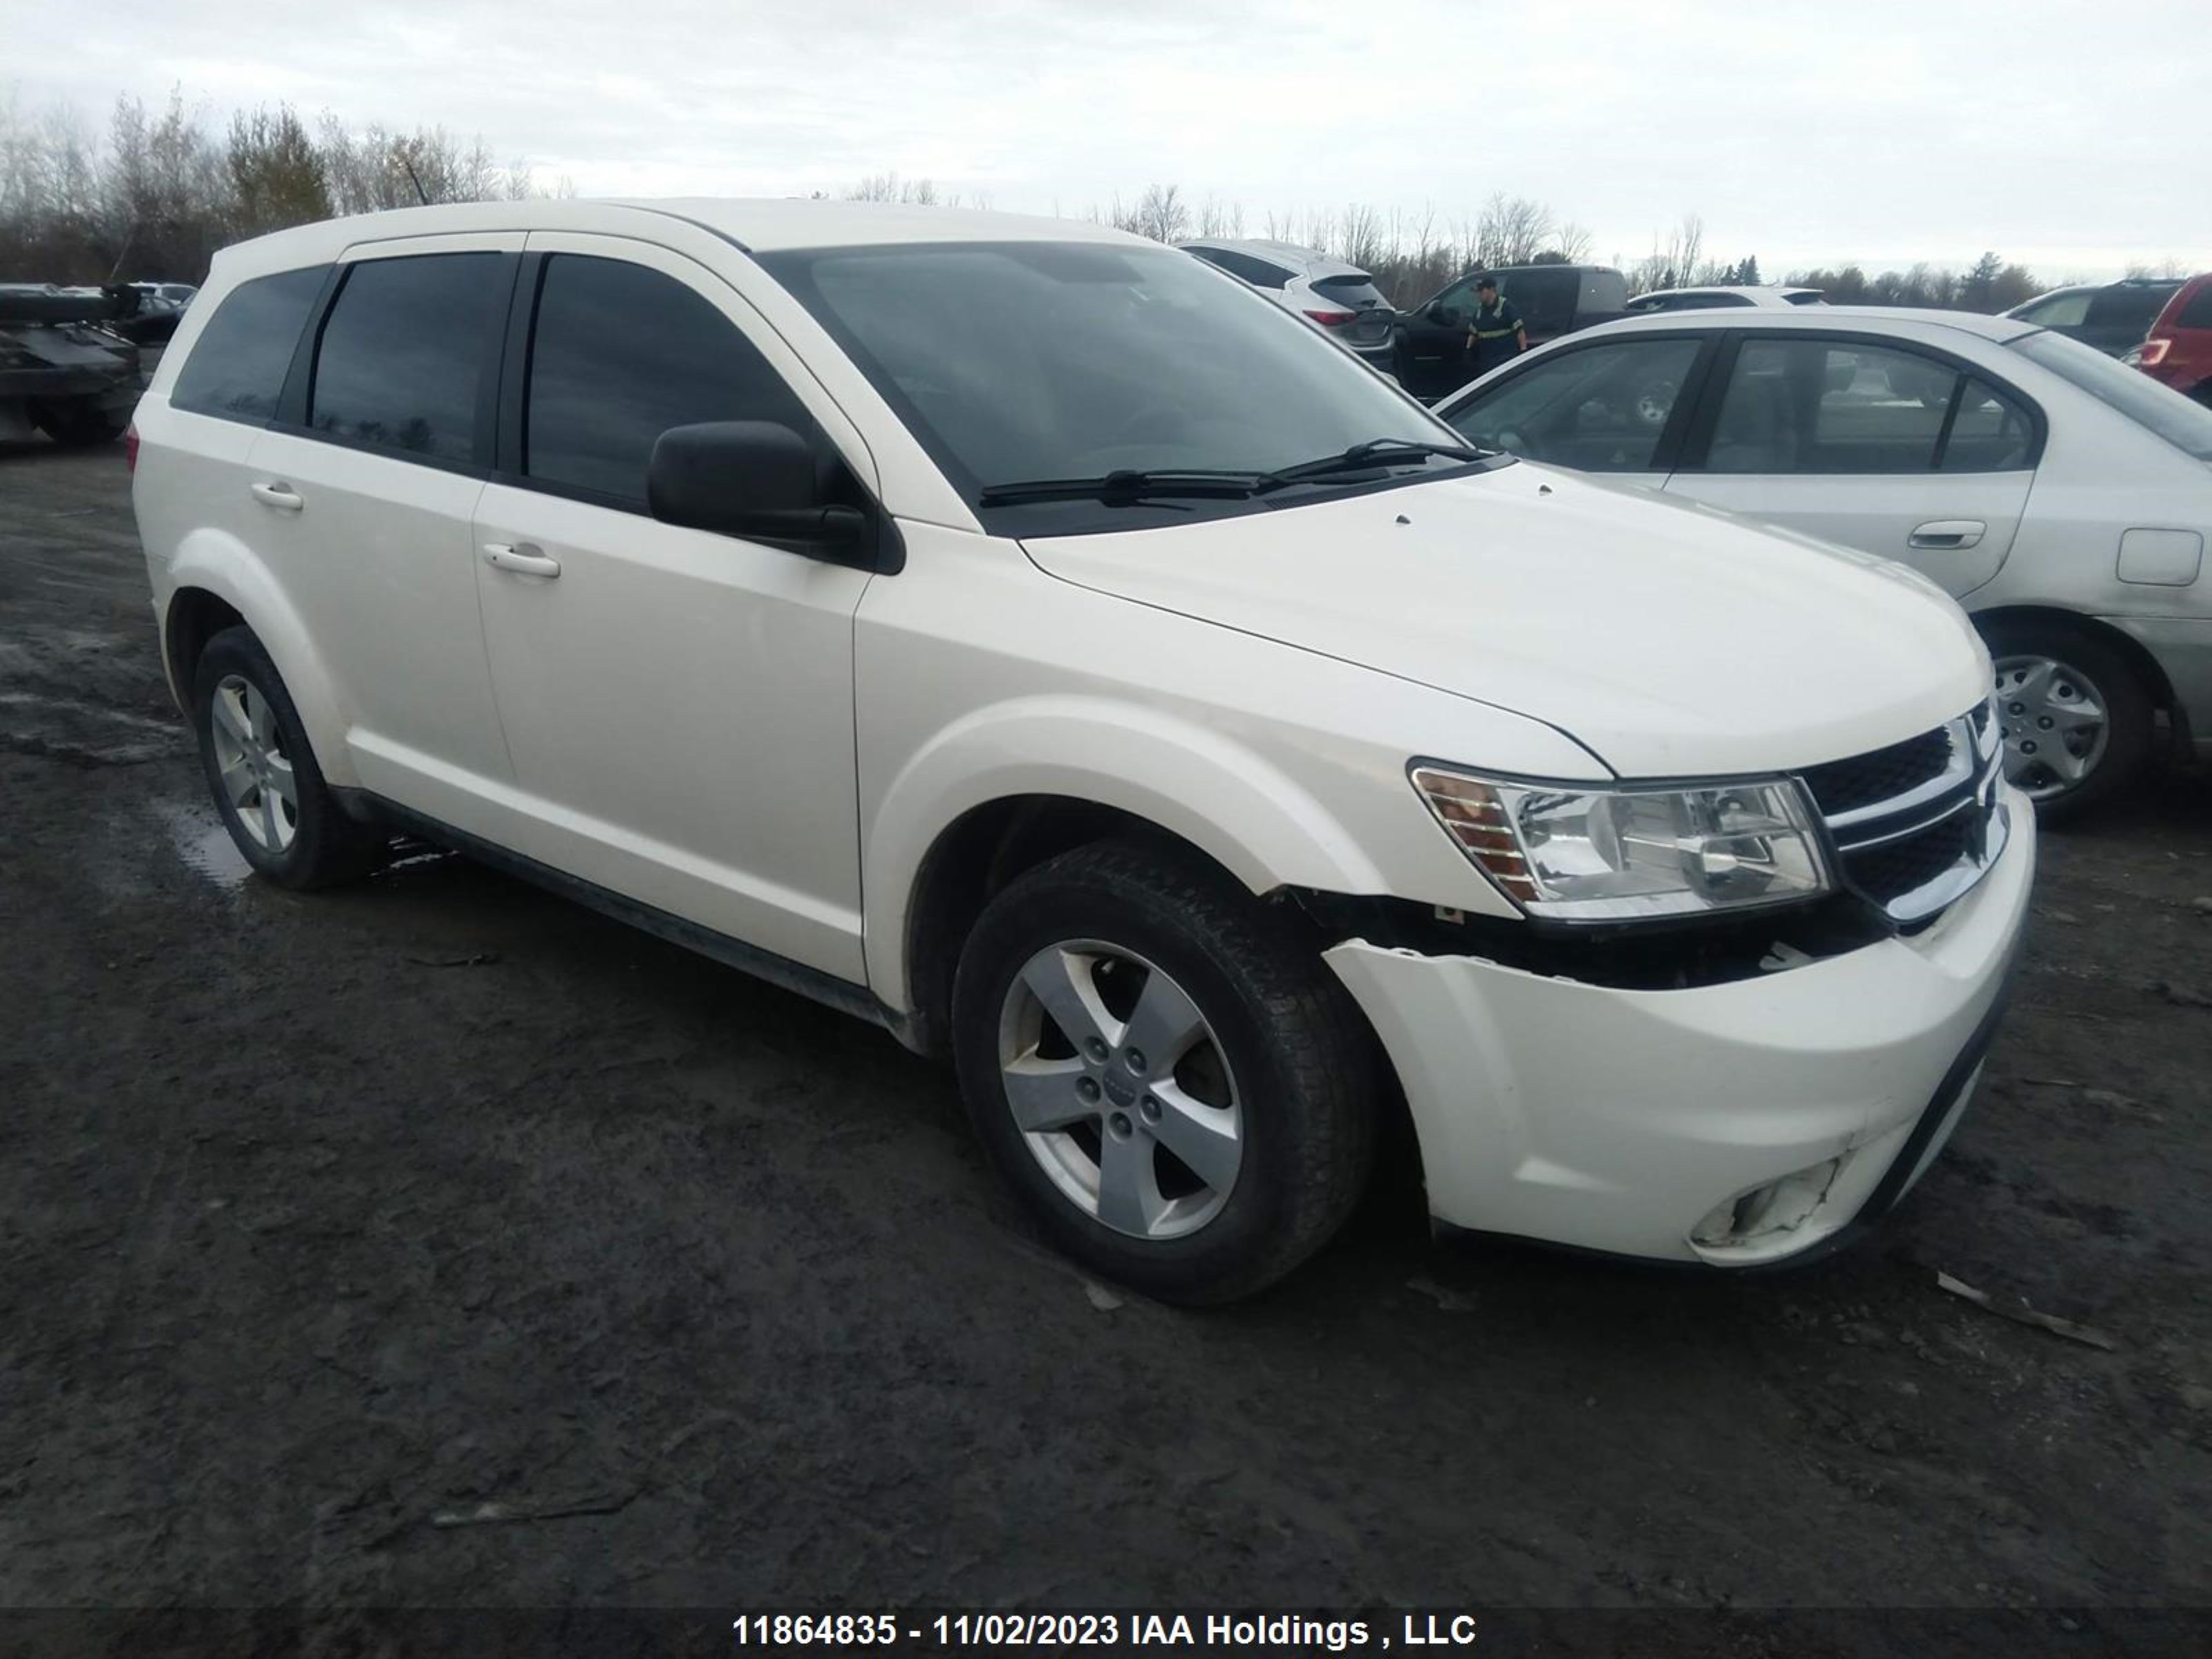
[
  {"x1": 647, "y1": 421, "x2": 870, "y2": 560},
  {"x1": 1429, "y1": 303, "x2": 1460, "y2": 328}
]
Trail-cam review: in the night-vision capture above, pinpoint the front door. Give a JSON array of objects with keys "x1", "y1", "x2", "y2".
[
  {"x1": 1662, "y1": 334, "x2": 2036, "y2": 597},
  {"x1": 469, "y1": 236, "x2": 876, "y2": 982},
  {"x1": 1395, "y1": 274, "x2": 1482, "y2": 401}
]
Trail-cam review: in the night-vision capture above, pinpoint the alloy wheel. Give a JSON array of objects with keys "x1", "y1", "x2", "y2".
[
  {"x1": 209, "y1": 673, "x2": 299, "y2": 852},
  {"x1": 996, "y1": 939, "x2": 1244, "y2": 1241},
  {"x1": 1992, "y1": 653, "x2": 2110, "y2": 802}
]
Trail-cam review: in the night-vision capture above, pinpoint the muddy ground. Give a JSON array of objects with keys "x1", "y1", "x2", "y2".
[{"x1": 1, "y1": 430, "x2": 2209, "y2": 1657}]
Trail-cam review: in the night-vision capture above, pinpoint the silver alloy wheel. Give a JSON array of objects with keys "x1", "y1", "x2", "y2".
[
  {"x1": 209, "y1": 672, "x2": 299, "y2": 852},
  {"x1": 996, "y1": 939, "x2": 1244, "y2": 1241},
  {"x1": 1992, "y1": 653, "x2": 2110, "y2": 801}
]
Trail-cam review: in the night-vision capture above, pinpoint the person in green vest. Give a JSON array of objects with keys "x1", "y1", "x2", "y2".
[{"x1": 1465, "y1": 275, "x2": 1528, "y2": 378}]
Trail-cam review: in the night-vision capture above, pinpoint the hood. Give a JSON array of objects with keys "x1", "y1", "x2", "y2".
[{"x1": 1020, "y1": 463, "x2": 1989, "y2": 778}]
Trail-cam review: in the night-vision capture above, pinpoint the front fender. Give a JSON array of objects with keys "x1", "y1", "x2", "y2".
[
  {"x1": 166, "y1": 528, "x2": 357, "y2": 789},
  {"x1": 865, "y1": 695, "x2": 1422, "y2": 1016}
]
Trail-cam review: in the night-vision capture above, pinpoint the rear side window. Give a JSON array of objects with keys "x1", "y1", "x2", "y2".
[
  {"x1": 1508, "y1": 268, "x2": 1577, "y2": 335},
  {"x1": 170, "y1": 266, "x2": 326, "y2": 423},
  {"x1": 1705, "y1": 339, "x2": 2034, "y2": 474},
  {"x1": 523, "y1": 254, "x2": 814, "y2": 507},
  {"x1": 2177, "y1": 283, "x2": 2212, "y2": 330},
  {"x1": 309, "y1": 253, "x2": 507, "y2": 462},
  {"x1": 2086, "y1": 285, "x2": 2175, "y2": 331}
]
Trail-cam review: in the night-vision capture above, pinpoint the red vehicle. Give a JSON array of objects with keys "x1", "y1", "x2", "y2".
[{"x1": 2135, "y1": 272, "x2": 2212, "y2": 406}]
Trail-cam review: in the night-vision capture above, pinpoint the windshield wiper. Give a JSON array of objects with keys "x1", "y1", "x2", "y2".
[
  {"x1": 978, "y1": 469, "x2": 1276, "y2": 507},
  {"x1": 1265, "y1": 438, "x2": 1492, "y2": 485}
]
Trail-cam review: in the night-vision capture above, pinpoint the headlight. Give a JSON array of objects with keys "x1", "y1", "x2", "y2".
[{"x1": 1410, "y1": 765, "x2": 1831, "y2": 922}]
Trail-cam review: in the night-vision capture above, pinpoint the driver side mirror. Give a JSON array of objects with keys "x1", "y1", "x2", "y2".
[
  {"x1": 1428, "y1": 303, "x2": 1460, "y2": 327},
  {"x1": 647, "y1": 421, "x2": 872, "y2": 564}
]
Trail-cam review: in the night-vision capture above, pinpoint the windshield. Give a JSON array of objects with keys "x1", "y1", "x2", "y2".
[
  {"x1": 760, "y1": 241, "x2": 1463, "y2": 531},
  {"x1": 2011, "y1": 330, "x2": 2212, "y2": 462}
]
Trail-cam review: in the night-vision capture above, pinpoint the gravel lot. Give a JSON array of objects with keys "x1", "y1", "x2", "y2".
[{"x1": 2, "y1": 432, "x2": 2209, "y2": 1655}]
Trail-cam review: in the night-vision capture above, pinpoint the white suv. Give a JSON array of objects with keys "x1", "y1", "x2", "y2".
[{"x1": 131, "y1": 200, "x2": 2035, "y2": 1302}]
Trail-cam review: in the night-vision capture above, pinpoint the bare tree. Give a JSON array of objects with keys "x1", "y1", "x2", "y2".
[
  {"x1": 227, "y1": 104, "x2": 329, "y2": 238},
  {"x1": 1126, "y1": 182, "x2": 1188, "y2": 243}
]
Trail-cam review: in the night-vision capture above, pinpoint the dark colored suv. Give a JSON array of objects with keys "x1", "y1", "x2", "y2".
[
  {"x1": 1393, "y1": 264, "x2": 1629, "y2": 400},
  {"x1": 2003, "y1": 278, "x2": 2180, "y2": 359},
  {"x1": 2136, "y1": 272, "x2": 2212, "y2": 406}
]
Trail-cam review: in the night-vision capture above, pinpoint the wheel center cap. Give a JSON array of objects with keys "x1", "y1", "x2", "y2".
[{"x1": 1103, "y1": 1076, "x2": 1136, "y2": 1109}]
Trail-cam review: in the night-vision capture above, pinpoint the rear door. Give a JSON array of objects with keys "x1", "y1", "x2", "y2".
[
  {"x1": 1436, "y1": 331, "x2": 1716, "y2": 487},
  {"x1": 468, "y1": 235, "x2": 875, "y2": 981},
  {"x1": 242, "y1": 236, "x2": 518, "y2": 812},
  {"x1": 1661, "y1": 331, "x2": 2038, "y2": 595}
]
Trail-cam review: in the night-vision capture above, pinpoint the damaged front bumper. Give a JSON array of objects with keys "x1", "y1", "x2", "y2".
[{"x1": 1324, "y1": 782, "x2": 2036, "y2": 1267}]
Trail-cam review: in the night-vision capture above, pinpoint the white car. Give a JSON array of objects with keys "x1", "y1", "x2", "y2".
[
  {"x1": 1436, "y1": 306, "x2": 2212, "y2": 814},
  {"x1": 131, "y1": 200, "x2": 2032, "y2": 1301},
  {"x1": 1179, "y1": 238, "x2": 1396, "y2": 370},
  {"x1": 1627, "y1": 285, "x2": 1826, "y2": 314}
]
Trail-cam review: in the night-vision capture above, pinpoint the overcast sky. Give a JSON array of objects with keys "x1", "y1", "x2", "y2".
[{"x1": 7, "y1": 0, "x2": 2207, "y2": 281}]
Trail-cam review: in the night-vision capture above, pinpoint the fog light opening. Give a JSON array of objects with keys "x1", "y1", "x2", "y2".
[{"x1": 1691, "y1": 1158, "x2": 1842, "y2": 1248}]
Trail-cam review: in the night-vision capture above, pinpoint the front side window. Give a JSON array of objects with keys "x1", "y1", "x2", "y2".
[
  {"x1": 761, "y1": 241, "x2": 1452, "y2": 530},
  {"x1": 524, "y1": 254, "x2": 814, "y2": 505},
  {"x1": 309, "y1": 253, "x2": 506, "y2": 461},
  {"x1": 1445, "y1": 337, "x2": 1704, "y2": 471},
  {"x1": 170, "y1": 265, "x2": 326, "y2": 423},
  {"x1": 1705, "y1": 338, "x2": 2033, "y2": 474}
]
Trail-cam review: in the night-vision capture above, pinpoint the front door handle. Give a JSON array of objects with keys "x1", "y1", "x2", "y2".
[
  {"x1": 482, "y1": 543, "x2": 561, "y2": 579},
  {"x1": 1909, "y1": 519, "x2": 1986, "y2": 550},
  {"x1": 249, "y1": 481, "x2": 303, "y2": 513}
]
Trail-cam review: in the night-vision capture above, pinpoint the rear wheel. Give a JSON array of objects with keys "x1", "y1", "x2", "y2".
[
  {"x1": 1980, "y1": 619, "x2": 2153, "y2": 819},
  {"x1": 951, "y1": 840, "x2": 1374, "y2": 1303},
  {"x1": 192, "y1": 627, "x2": 384, "y2": 888}
]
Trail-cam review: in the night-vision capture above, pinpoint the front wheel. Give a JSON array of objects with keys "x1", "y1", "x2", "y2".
[
  {"x1": 951, "y1": 841, "x2": 1374, "y2": 1304},
  {"x1": 1980, "y1": 619, "x2": 2153, "y2": 820}
]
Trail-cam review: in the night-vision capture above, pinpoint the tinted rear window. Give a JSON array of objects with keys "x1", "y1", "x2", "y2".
[
  {"x1": 2178, "y1": 283, "x2": 2212, "y2": 330},
  {"x1": 308, "y1": 253, "x2": 507, "y2": 462},
  {"x1": 1311, "y1": 274, "x2": 1385, "y2": 308},
  {"x1": 170, "y1": 265, "x2": 325, "y2": 423},
  {"x1": 2012, "y1": 330, "x2": 2212, "y2": 460}
]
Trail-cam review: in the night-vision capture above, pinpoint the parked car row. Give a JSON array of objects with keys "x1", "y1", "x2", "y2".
[
  {"x1": 1434, "y1": 305, "x2": 2212, "y2": 814},
  {"x1": 132, "y1": 199, "x2": 2037, "y2": 1302}
]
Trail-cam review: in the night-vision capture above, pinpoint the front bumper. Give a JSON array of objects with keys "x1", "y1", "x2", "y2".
[{"x1": 1324, "y1": 782, "x2": 2036, "y2": 1266}]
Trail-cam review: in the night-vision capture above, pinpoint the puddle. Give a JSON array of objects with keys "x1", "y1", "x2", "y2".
[{"x1": 162, "y1": 807, "x2": 254, "y2": 890}]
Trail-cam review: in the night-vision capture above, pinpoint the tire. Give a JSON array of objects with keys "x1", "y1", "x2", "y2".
[
  {"x1": 191, "y1": 626, "x2": 383, "y2": 889},
  {"x1": 951, "y1": 838, "x2": 1374, "y2": 1304},
  {"x1": 1979, "y1": 618, "x2": 2154, "y2": 821},
  {"x1": 31, "y1": 400, "x2": 127, "y2": 448}
]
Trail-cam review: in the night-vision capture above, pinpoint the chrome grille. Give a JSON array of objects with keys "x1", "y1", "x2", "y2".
[{"x1": 1797, "y1": 702, "x2": 2009, "y2": 928}]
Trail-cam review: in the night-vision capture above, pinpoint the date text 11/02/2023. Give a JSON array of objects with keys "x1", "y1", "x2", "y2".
[{"x1": 729, "y1": 1613, "x2": 1484, "y2": 1649}]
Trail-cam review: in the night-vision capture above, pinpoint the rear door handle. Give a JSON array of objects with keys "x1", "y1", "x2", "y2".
[
  {"x1": 482, "y1": 543, "x2": 561, "y2": 579},
  {"x1": 249, "y1": 481, "x2": 303, "y2": 513},
  {"x1": 1909, "y1": 519, "x2": 1985, "y2": 550}
]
